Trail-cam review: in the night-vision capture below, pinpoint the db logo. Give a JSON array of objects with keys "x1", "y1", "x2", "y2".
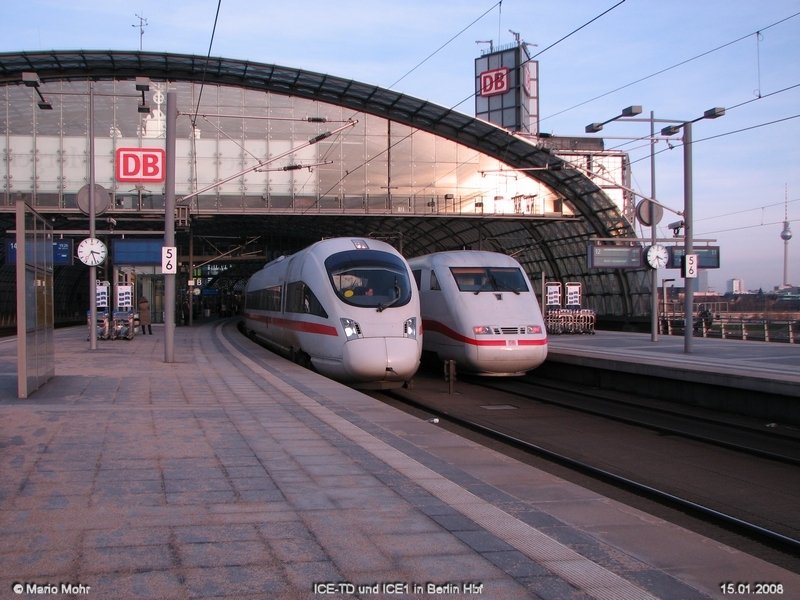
[
  {"x1": 479, "y1": 67, "x2": 510, "y2": 97},
  {"x1": 115, "y1": 148, "x2": 166, "y2": 183}
]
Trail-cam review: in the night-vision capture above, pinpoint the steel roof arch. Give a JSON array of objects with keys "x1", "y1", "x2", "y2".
[{"x1": 0, "y1": 50, "x2": 648, "y2": 317}]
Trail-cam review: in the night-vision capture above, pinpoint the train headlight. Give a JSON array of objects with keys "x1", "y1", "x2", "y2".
[
  {"x1": 403, "y1": 317, "x2": 418, "y2": 339},
  {"x1": 472, "y1": 325, "x2": 492, "y2": 335},
  {"x1": 526, "y1": 325, "x2": 543, "y2": 334},
  {"x1": 341, "y1": 318, "x2": 363, "y2": 340}
]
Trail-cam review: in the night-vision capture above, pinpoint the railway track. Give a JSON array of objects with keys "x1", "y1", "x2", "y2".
[{"x1": 374, "y1": 370, "x2": 800, "y2": 571}]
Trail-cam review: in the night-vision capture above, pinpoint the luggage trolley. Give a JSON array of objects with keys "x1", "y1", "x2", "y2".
[
  {"x1": 87, "y1": 309, "x2": 110, "y2": 340},
  {"x1": 111, "y1": 309, "x2": 136, "y2": 340}
]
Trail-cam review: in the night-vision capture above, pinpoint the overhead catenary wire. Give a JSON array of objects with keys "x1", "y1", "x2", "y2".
[
  {"x1": 539, "y1": 10, "x2": 800, "y2": 125},
  {"x1": 317, "y1": 0, "x2": 628, "y2": 199},
  {"x1": 191, "y1": 0, "x2": 223, "y2": 129}
]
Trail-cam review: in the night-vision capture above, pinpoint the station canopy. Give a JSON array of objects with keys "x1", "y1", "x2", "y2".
[{"x1": 0, "y1": 50, "x2": 650, "y2": 317}]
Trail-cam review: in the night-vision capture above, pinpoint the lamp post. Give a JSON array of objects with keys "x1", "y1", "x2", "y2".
[
  {"x1": 23, "y1": 74, "x2": 150, "y2": 350},
  {"x1": 586, "y1": 106, "x2": 660, "y2": 342},
  {"x1": 661, "y1": 107, "x2": 725, "y2": 353},
  {"x1": 587, "y1": 105, "x2": 725, "y2": 353}
]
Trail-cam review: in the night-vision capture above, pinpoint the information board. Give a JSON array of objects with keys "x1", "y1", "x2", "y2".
[
  {"x1": 565, "y1": 282, "x2": 582, "y2": 306},
  {"x1": 5, "y1": 238, "x2": 74, "y2": 266},
  {"x1": 545, "y1": 282, "x2": 562, "y2": 307},
  {"x1": 668, "y1": 246, "x2": 720, "y2": 269},
  {"x1": 587, "y1": 244, "x2": 643, "y2": 269}
]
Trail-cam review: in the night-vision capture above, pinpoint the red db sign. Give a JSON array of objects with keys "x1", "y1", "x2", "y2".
[
  {"x1": 479, "y1": 67, "x2": 510, "y2": 97},
  {"x1": 115, "y1": 148, "x2": 166, "y2": 183}
]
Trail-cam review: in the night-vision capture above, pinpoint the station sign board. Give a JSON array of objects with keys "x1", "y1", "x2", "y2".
[
  {"x1": 587, "y1": 244, "x2": 643, "y2": 269},
  {"x1": 479, "y1": 67, "x2": 510, "y2": 97},
  {"x1": 115, "y1": 147, "x2": 166, "y2": 183}
]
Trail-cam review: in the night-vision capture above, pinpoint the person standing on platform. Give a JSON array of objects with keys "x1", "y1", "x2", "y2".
[{"x1": 138, "y1": 296, "x2": 152, "y2": 335}]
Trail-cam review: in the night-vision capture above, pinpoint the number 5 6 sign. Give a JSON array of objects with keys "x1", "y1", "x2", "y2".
[
  {"x1": 162, "y1": 246, "x2": 177, "y2": 274},
  {"x1": 682, "y1": 253, "x2": 698, "y2": 279}
]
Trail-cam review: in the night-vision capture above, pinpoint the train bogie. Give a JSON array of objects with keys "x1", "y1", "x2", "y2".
[
  {"x1": 409, "y1": 250, "x2": 548, "y2": 376},
  {"x1": 243, "y1": 238, "x2": 422, "y2": 388}
]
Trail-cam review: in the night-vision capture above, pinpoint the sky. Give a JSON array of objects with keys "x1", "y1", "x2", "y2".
[{"x1": 1, "y1": 0, "x2": 798, "y2": 292}]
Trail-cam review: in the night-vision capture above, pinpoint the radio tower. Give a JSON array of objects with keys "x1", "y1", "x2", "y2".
[{"x1": 780, "y1": 184, "x2": 792, "y2": 288}]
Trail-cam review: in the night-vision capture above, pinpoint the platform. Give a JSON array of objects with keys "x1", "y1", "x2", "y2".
[
  {"x1": 547, "y1": 330, "x2": 800, "y2": 399},
  {"x1": 0, "y1": 322, "x2": 798, "y2": 599}
]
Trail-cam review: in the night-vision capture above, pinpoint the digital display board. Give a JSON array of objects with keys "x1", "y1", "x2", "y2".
[
  {"x1": 112, "y1": 238, "x2": 163, "y2": 265},
  {"x1": 5, "y1": 238, "x2": 74, "y2": 266},
  {"x1": 668, "y1": 246, "x2": 720, "y2": 269},
  {"x1": 587, "y1": 244, "x2": 643, "y2": 269}
]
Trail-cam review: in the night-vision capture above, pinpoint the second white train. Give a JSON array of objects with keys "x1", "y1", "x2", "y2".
[{"x1": 408, "y1": 250, "x2": 548, "y2": 376}]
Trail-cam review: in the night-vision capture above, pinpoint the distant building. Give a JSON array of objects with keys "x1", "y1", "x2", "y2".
[{"x1": 727, "y1": 278, "x2": 745, "y2": 294}]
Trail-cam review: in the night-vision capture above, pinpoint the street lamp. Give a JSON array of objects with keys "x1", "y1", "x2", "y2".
[
  {"x1": 585, "y1": 105, "x2": 642, "y2": 133},
  {"x1": 25, "y1": 74, "x2": 151, "y2": 350},
  {"x1": 587, "y1": 105, "x2": 725, "y2": 352},
  {"x1": 660, "y1": 107, "x2": 725, "y2": 353},
  {"x1": 586, "y1": 106, "x2": 660, "y2": 342}
]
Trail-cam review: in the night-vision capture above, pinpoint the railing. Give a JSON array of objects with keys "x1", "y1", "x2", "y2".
[{"x1": 660, "y1": 316, "x2": 798, "y2": 343}]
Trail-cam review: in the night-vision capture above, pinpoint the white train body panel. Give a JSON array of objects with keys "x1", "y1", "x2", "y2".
[
  {"x1": 243, "y1": 238, "x2": 422, "y2": 388},
  {"x1": 408, "y1": 251, "x2": 548, "y2": 376}
]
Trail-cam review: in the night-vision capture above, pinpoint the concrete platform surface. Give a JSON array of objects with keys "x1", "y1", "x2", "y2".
[{"x1": 1, "y1": 322, "x2": 797, "y2": 599}]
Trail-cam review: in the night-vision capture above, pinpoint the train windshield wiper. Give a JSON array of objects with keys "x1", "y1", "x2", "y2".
[
  {"x1": 473, "y1": 274, "x2": 499, "y2": 295},
  {"x1": 376, "y1": 279, "x2": 401, "y2": 312}
]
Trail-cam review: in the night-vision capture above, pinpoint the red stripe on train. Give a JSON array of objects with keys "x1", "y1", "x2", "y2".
[
  {"x1": 244, "y1": 312, "x2": 339, "y2": 336},
  {"x1": 423, "y1": 319, "x2": 547, "y2": 347}
]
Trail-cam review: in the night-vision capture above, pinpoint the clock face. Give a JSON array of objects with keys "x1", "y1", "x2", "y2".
[
  {"x1": 77, "y1": 237, "x2": 107, "y2": 266},
  {"x1": 645, "y1": 244, "x2": 669, "y2": 269}
]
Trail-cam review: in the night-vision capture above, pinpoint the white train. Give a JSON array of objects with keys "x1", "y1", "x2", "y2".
[
  {"x1": 242, "y1": 238, "x2": 422, "y2": 388},
  {"x1": 408, "y1": 250, "x2": 548, "y2": 376}
]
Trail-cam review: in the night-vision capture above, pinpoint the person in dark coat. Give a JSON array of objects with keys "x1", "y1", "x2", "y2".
[{"x1": 138, "y1": 296, "x2": 152, "y2": 335}]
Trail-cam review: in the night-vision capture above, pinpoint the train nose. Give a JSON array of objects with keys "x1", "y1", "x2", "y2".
[{"x1": 342, "y1": 337, "x2": 420, "y2": 383}]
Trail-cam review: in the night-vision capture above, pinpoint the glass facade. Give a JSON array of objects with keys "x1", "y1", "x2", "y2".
[
  {"x1": 1, "y1": 80, "x2": 571, "y2": 219},
  {"x1": 0, "y1": 51, "x2": 651, "y2": 319}
]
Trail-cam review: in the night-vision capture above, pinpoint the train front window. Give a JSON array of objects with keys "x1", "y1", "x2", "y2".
[
  {"x1": 325, "y1": 250, "x2": 412, "y2": 309},
  {"x1": 450, "y1": 267, "x2": 529, "y2": 294}
]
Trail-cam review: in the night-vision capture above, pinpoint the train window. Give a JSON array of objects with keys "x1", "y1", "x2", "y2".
[
  {"x1": 286, "y1": 281, "x2": 328, "y2": 317},
  {"x1": 450, "y1": 267, "x2": 528, "y2": 293},
  {"x1": 245, "y1": 285, "x2": 282, "y2": 311},
  {"x1": 412, "y1": 269, "x2": 422, "y2": 290},
  {"x1": 325, "y1": 250, "x2": 412, "y2": 309}
]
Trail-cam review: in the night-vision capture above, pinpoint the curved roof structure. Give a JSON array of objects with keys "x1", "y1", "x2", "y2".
[{"x1": 0, "y1": 50, "x2": 650, "y2": 318}]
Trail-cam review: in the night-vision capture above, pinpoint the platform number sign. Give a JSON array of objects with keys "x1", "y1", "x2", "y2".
[
  {"x1": 683, "y1": 253, "x2": 698, "y2": 279},
  {"x1": 162, "y1": 247, "x2": 177, "y2": 274}
]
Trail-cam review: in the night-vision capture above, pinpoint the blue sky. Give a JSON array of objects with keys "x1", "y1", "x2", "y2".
[{"x1": 2, "y1": 0, "x2": 798, "y2": 291}]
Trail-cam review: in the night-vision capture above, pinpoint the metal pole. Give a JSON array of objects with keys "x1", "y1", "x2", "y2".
[
  {"x1": 650, "y1": 111, "x2": 658, "y2": 342},
  {"x1": 683, "y1": 121, "x2": 693, "y2": 353},
  {"x1": 189, "y1": 233, "x2": 194, "y2": 326},
  {"x1": 88, "y1": 81, "x2": 97, "y2": 351},
  {"x1": 164, "y1": 90, "x2": 177, "y2": 362}
]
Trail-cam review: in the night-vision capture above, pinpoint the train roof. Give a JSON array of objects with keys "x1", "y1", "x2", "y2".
[{"x1": 407, "y1": 250, "x2": 522, "y2": 268}]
